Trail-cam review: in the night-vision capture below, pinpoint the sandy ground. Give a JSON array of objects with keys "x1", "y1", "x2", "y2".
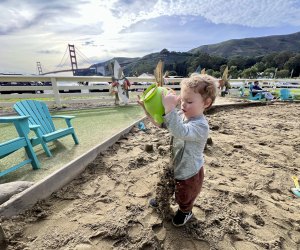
[{"x1": 1, "y1": 102, "x2": 300, "y2": 250}]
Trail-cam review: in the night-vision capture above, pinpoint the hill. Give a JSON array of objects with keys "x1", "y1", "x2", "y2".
[
  {"x1": 189, "y1": 32, "x2": 300, "y2": 57},
  {"x1": 90, "y1": 50, "x2": 191, "y2": 77},
  {"x1": 122, "y1": 50, "x2": 191, "y2": 76},
  {"x1": 88, "y1": 31, "x2": 300, "y2": 76}
]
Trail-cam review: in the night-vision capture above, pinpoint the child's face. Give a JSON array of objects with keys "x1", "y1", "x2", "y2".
[{"x1": 180, "y1": 85, "x2": 210, "y2": 119}]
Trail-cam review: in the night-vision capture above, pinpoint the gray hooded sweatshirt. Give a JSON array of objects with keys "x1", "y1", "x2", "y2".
[{"x1": 163, "y1": 109, "x2": 209, "y2": 180}]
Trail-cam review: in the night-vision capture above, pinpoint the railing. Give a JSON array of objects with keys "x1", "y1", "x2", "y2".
[
  {"x1": 1, "y1": 75, "x2": 300, "y2": 108},
  {"x1": 0, "y1": 75, "x2": 160, "y2": 108}
]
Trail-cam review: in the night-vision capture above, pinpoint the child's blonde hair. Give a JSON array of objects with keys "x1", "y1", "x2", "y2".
[{"x1": 180, "y1": 73, "x2": 217, "y2": 109}]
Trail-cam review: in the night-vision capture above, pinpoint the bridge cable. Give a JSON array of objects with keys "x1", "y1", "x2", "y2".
[
  {"x1": 75, "y1": 46, "x2": 93, "y2": 66},
  {"x1": 56, "y1": 45, "x2": 69, "y2": 69}
]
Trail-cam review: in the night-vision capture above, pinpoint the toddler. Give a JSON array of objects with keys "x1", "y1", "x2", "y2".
[{"x1": 140, "y1": 73, "x2": 217, "y2": 226}]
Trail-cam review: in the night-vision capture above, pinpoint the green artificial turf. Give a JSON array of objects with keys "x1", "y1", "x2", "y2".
[{"x1": 0, "y1": 105, "x2": 144, "y2": 183}]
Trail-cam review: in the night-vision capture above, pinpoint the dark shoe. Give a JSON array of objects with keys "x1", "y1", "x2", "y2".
[
  {"x1": 172, "y1": 209, "x2": 193, "y2": 227},
  {"x1": 149, "y1": 198, "x2": 159, "y2": 208}
]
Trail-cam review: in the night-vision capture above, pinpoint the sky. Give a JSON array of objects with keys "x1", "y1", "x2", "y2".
[{"x1": 1, "y1": 0, "x2": 300, "y2": 75}]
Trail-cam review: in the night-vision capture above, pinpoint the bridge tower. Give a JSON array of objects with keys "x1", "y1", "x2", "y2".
[
  {"x1": 36, "y1": 62, "x2": 43, "y2": 75},
  {"x1": 68, "y1": 44, "x2": 78, "y2": 76}
]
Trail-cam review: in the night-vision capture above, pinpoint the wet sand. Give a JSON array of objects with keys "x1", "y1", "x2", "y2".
[{"x1": 1, "y1": 102, "x2": 300, "y2": 250}]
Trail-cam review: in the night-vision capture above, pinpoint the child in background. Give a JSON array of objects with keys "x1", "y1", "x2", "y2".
[
  {"x1": 111, "y1": 77, "x2": 119, "y2": 105},
  {"x1": 139, "y1": 74, "x2": 217, "y2": 226},
  {"x1": 123, "y1": 77, "x2": 131, "y2": 98},
  {"x1": 239, "y1": 83, "x2": 245, "y2": 97}
]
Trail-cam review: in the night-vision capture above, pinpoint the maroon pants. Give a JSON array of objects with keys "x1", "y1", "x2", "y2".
[{"x1": 175, "y1": 167, "x2": 204, "y2": 212}]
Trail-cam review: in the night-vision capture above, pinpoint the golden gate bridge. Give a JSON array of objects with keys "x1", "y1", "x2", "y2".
[{"x1": 37, "y1": 44, "x2": 98, "y2": 76}]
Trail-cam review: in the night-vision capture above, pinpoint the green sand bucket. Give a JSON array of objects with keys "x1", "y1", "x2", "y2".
[{"x1": 140, "y1": 84, "x2": 168, "y2": 125}]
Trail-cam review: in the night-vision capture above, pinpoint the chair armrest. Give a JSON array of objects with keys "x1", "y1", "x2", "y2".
[
  {"x1": 51, "y1": 115, "x2": 75, "y2": 120},
  {"x1": 0, "y1": 116, "x2": 30, "y2": 123},
  {"x1": 0, "y1": 116, "x2": 31, "y2": 137},
  {"x1": 51, "y1": 115, "x2": 75, "y2": 128},
  {"x1": 29, "y1": 124, "x2": 41, "y2": 130}
]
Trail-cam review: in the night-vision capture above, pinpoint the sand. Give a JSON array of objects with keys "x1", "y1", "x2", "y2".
[{"x1": 1, "y1": 102, "x2": 300, "y2": 250}]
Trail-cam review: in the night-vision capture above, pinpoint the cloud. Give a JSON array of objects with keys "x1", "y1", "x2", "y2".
[
  {"x1": 0, "y1": 0, "x2": 93, "y2": 35},
  {"x1": 1, "y1": 0, "x2": 300, "y2": 74},
  {"x1": 196, "y1": 0, "x2": 300, "y2": 27},
  {"x1": 1, "y1": 0, "x2": 299, "y2": 36},
  {"x1": 111, "y1": 0, "x2": 300, "y2": 28},
  {"x1": 37, "y1": 49, "x2": 61, "y2": 54},
  {"x1": 112, "y1": 0, "x2": 154, "y2": 17}
]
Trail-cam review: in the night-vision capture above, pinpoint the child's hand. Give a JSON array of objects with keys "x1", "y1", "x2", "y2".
[
  {"x1": 137, "y1": 95, "x2": 162, "y2": 128},
  {"x1": 137, "y1": 95, "x2": 146, "y2": 109},
  {"x1": 162, "y1": 90, "x2": 180, "y2": 114},
  {"x1": 137, "y1": 95, "x2": 151, "y2": 117}
]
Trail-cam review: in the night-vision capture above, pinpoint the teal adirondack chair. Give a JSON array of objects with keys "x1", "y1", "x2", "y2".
[
  {"x1": 0, "y1": 116, "x2": 40, "y2": 177},
  {"x1": 249, "y1": 83, "x2": 265, "y2": 101},
  {"x1": 14, "y1": 100, "x2": 79, "y2": 157},
  {"x1": 280, "y1": 89, "x2": 294, "y2": 101}
]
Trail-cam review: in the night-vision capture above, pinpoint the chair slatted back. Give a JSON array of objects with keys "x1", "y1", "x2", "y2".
[
  {"x1": 280, "y1": 89, "x2": 293, "y2": 100},
  {"x1": 14, "y1": 100, "x2": 56, "y2": 135}
]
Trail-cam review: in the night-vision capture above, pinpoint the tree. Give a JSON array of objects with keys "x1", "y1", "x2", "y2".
[
  {"x1": 160, "y1": 48, "x2": 170, "y2": 55},
  {"x1": 206, "y1": 69, "x2": 214, "y2": 76},
  {"x1": 209, "y1": 56, "x2": 227, "y2": 71},
  {"x1": 276, "y1": 69, "x2": 289, "y2": 78},
  {"x1": 229, "y1": 66, "x2": 238, "y2": 78},
  {"x1": 273, "y1": 51, "x2": 294, "y2": 69},
  {"x1": 176, "y1": 62, "x2": 188, "y2": 76},
  {"x1": 228, "y1": 56, "x2": 248, "y2": 70},
  {"x1": 244, "y1": 57, "x2": 257, "y2": 69},
  {"x1": 262, "y1": 53, "x2": 277, "y2": 68},
  {"x1": 284, "y1": 54, "x2": 300, "y2": 77},
  {"x1": 220, "y1": 65, "x2": 227, "y2": 75},
  {"x1": 241, "y1": 66, "x2": 258, "y2": 78},
  {"x1": 254, "y1": 62, "x2": 266, "y2": 72},
  {"x1": 264, "y1": 67, "x2": 276, "y2": 78},
  {"x1": 212, "y1": 71, "x2": 221, "y2": 78},
  {"x1": 187, "y1": 52, "x2": 212, "y2": 73}
]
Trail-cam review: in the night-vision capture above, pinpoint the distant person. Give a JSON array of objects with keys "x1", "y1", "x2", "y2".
[
  {"x1": 138, "y1": 73, "x2": 217, "y2": 226},
  {"x1": 239, "y1": 83, "x2": 245, "y2": 97},
  {"x1": 251, "y1": 81, "x2": 274, "y2": 100},
  {"x1": 218, "y1": 79, "x2": 230, "y2": 97},
  {"x1": 111, "y1": 77, "x2": 119, "y2": 105},
  {"x1": 123, "y1": 77, "x2": 131, "y2": 99}
]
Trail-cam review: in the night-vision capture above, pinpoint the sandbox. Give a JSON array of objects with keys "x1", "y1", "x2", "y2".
[{"x1": 1, "y1": 102, "x2": 300, "y2": 249}]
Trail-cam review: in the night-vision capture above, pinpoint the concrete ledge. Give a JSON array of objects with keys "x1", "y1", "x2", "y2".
[
  {"x1": 207, "y1": 100, "x2": 269, "y2": 113},
  {"x1": 0, "y1": 117, "x2": 145, "y2": 217}
]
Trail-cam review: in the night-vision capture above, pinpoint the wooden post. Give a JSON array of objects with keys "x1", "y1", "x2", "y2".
[{"x1": 51, "y1": 77, "x2": 61, "y2": 106}]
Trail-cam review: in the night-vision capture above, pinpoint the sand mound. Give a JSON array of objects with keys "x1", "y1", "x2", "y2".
[{"x1": 1, "y1": 103, "x2": 300, "y2": 250}]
